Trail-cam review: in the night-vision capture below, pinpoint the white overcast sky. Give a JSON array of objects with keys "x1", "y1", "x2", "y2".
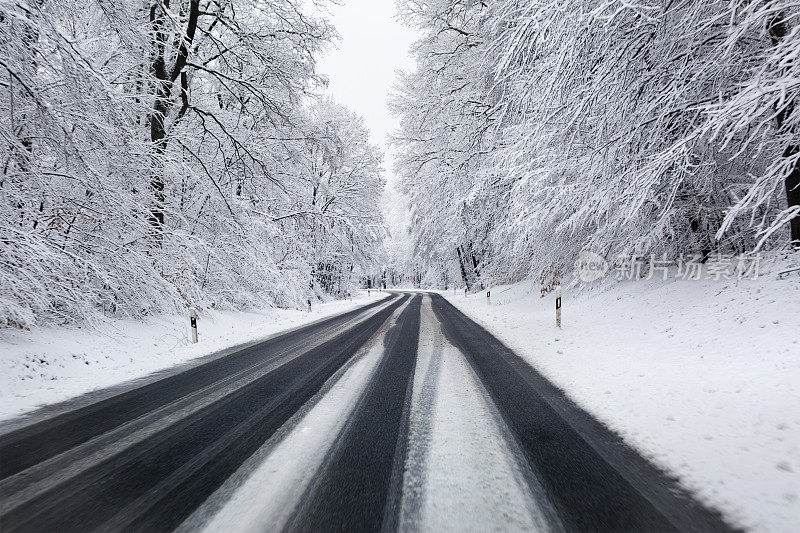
[{"x1": 316, "y1": 0, "x2": 417, "y2": 186}]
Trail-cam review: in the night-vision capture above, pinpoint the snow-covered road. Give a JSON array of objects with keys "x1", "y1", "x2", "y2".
[{"x1": 0, "y1": 293, "x2": 732, "y2": 532}]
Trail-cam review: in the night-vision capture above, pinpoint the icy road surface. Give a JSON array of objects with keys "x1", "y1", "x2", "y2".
[{"x1": 0, "y1": 293, "x2": 733, "y2": 531}]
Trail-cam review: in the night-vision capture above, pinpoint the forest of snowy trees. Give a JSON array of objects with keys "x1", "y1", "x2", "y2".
[
  {"x1": 1, "y1": 0, "x2": 386, "y2": 327},
  {"x1": 3, "y1": 0, "x2": 800, "y2": 325},
  {"x1": 393, "y1": 0, "x2": 800, "y2": 290}
]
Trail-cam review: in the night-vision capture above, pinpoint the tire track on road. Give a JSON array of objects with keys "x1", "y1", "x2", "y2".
[
  {"x1": 0, "y1": 295, "x2": 396, "y2": 481},
  {"x1": 0, "y1": 295, "x2": 407, "y2": 532},
  {"x1": 286, "y1": 294, "x2": 422, "y2": 532},
  {"x1": 429, "y1": 293, "x2": 734, "y2": 532}
]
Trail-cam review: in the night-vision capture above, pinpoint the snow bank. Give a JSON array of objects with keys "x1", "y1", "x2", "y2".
[
  {"x1": 443, "y1": 255, "x2": 800, "y2": 532},
  {"x1": 0, "y1": 292, "x2": 379, "y2": 423}
]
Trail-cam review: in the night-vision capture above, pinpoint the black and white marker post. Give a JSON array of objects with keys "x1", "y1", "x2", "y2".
[
  {"x1": 555, "y1": 285, "x2": 562, "y2": 328},
  {"x1": 189, "y1": 307, "x2": 198, "y2": 343},
  {"x1": 487, "y1": 290, "x2": 491, "y2": 305}
]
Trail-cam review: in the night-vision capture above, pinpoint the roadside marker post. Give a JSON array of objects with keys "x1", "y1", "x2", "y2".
[
  {"x1": 307, "y1": 298, "x2": 312, "y2": 313},
  {"x1": 487, "y1": 290, "x2": 491, "y2": 305},
  {"x1": 555, "y1": 286, "x2": 562, "y2": 328},
  {"x1": 189, "y1": 307, "x2": 198, "y2": 343}
]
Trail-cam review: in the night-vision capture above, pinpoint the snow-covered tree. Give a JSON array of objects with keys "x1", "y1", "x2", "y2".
[
  {"x1": 393, "y1": 0, "x2": 800, "y2": 290},
  {"x1": 0, "y1": 0, "x2": 386, "y2": 327},
  {"x1": 288, "y1": 99, "x2": 387, "y2": 295},
  {"x1": 392, "y1": 0, "x2": 499, "y2": 290}
]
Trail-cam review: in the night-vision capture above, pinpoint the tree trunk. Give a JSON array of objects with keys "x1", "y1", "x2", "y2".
[
  {"x1": 770, "y1": 11, "x2": 800, "y2": 246},
  {"x1": 783, "y1": 145, "x2": 800, "y2": 245},
  {"x1": 147, "y1": 0, "x2": 200, "y2": 243},
  {"x1": 456, "y1": 246, "x2": 469, "y2": 289},
  {"x1": 470, "y1": 251, "x2": 482, "y2": 289},
  {"x1": 149, "y1": 92, "x2": 168, "y2": 237}
]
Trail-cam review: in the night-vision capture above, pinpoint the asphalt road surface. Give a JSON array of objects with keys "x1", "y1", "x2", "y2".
[{"x1": 0, "y1": 292, "x2": 735, "y2": 532}]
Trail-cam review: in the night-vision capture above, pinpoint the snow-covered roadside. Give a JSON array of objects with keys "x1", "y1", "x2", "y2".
[
  {"x1": 442, "y1": 257, "x2": 800, "y2": 532},
  {"x1": 0, "y1": 292, "x2": 382, "y2": 422}
]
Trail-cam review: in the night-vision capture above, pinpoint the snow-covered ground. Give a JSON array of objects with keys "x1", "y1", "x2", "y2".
[
  {"x1": 0, "y1": 292, "x2": 380, "y2": 422},
  {"x1": 442, "y1": 254, "x2": 800, "y2": 532}
]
